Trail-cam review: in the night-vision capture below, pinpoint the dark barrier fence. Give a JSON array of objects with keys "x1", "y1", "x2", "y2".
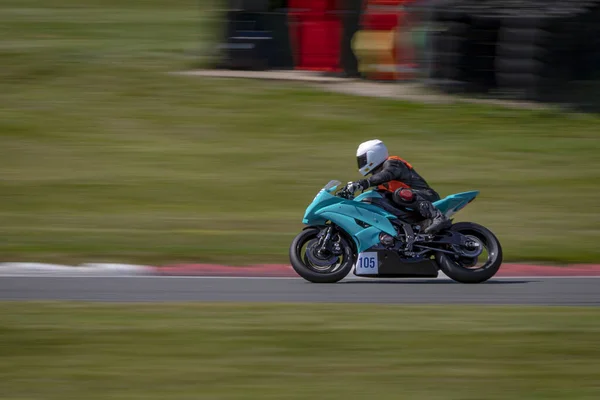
[
  {"x1": 211, "y1": 0, "x2": 600, "y2": 112},
  {"x1": 215, "y1": 0, "x2": 294, "y2": 70},
  {"x1": 337, "y1": 0, "x2": 364, "y2": 77}
]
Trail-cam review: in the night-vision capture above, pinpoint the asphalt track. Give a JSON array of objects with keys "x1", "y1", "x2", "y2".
[{"x1": 1, "y1": 275, "x2": 600, "y2": 305}]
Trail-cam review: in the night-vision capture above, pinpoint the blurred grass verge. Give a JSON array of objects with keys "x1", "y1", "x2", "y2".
[
  {"x1": 0, "y1": 0, "x2": 598, "y2": 265},
  {"x1": 1, "y1": 303, "x2": 600, "y2": 399}
]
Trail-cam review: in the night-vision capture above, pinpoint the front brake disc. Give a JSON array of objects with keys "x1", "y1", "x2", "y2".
[{"x1": 305, "y1": 240, "x2": 339, "y2": 267}]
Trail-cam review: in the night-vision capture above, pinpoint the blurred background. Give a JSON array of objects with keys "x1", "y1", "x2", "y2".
[
  {"x1": 214, "y1": 0, "x2": 600, "y2": 110},
  {"x1": 2, "y1": 1, "x2": 600, "y2": 399},
  {"x1": 1, "y1": 0, "x2": 599, "y2": 266}
]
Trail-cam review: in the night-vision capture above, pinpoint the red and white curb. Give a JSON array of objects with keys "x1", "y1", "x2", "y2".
[{"x1": 1, "y1": 262, "x2": 600, "y2": 278}]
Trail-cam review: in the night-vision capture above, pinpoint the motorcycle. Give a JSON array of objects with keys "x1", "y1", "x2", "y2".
[{"x1": 289, "y1": 180, "x2": 503, "y2": 283}]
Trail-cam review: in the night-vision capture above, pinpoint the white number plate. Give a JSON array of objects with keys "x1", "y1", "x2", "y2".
[{"x1": 355, "y1": 252, "x2": 379, "y2": 275}]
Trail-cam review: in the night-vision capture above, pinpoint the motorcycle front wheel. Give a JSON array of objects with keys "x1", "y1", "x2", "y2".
[{"x1": 289, "y1": 227, "x2": 355, "y2": 283}]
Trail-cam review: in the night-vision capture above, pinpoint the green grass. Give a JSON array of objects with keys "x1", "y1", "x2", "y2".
[
  {"x1": 1, "y1": 303, "x2": 600, "y2": 399},
  {"x1": 0, "y1": 0, "x2": 599, "y2": 265}
]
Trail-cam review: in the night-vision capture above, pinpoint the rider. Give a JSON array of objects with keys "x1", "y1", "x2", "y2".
[{"x1": 345, "y1": 139, "x2": 451, "y2": 234}]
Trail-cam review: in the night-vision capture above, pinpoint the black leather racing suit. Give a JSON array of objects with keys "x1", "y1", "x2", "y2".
[
  {"x1": 357, "y1": 157, "x2": 447, "y2": 231},
  {"x1": 357, "y1": 157, "x2": 441, "y2": 203}
]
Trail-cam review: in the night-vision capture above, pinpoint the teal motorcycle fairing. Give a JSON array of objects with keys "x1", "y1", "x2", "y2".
[
  {"x1": 302, "y1": 181, "x2": 398, "y2": 252},
  {"x1": 433, "y1": 191, "x2": 479, "y2": 218},
  {"x1": 302, "y1": 180, "x2": 479, "y2": 253}
]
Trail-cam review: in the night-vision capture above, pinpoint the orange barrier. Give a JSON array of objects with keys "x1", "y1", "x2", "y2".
[{"x1": 352, "y1": 0, "x2": 418, "y2": 81}]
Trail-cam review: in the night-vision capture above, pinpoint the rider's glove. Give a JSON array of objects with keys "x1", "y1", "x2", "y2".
[{"x1": 346, "y1": 180, "x2": 368, "y2": 195}]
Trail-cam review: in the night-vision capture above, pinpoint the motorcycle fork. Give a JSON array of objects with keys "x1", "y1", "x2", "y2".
[{"x1": 317, "y1": 226, "x2": 342, "y2": 255}]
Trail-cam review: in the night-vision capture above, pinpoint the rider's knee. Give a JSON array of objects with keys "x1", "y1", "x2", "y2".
[{"x1": 393, "y1": 188, "x2": 415, "y2": 205}]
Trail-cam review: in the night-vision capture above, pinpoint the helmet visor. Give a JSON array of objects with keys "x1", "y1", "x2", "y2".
[{"x1": 357, "y1": 154, "x2": 368, "y2": 169}]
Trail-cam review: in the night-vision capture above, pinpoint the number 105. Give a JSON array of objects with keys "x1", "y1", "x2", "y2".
[{"x1": 359, "y1": 257, "x2": 376, "y2": 268}]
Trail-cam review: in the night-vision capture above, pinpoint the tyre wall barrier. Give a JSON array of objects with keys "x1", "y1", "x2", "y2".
[{"x1": 425, "y1": 0, "x2": 600, "y2": 111}]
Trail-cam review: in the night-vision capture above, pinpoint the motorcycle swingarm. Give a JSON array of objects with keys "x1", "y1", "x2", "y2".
[{"x1": 426, "y1": 231, "x2": 470, "y2": 247}]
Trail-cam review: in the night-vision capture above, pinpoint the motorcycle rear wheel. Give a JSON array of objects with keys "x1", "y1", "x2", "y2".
[
  {"x1": 435, "y1": 222, "x2": 503, "y2": 284},
  {"x1": 289, "y1": 227, "x2": 355, "y2": 283}
]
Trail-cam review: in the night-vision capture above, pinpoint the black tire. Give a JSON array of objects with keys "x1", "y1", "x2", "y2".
[
  {"x1": 289, "y1": 227, "x2": 355, "y2": 284},
  {"x1": 435, "y1": 222, "x2": 503, "y2": 284}
]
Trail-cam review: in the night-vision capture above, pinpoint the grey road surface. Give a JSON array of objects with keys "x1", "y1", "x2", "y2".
[{"x1": 1, "y1": 276, "x2": 600, "y2": 305}]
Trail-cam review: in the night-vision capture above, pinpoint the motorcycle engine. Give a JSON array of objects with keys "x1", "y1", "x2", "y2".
[{"x1": 379, "y1": 232, "x2": 396, "y2": 248}]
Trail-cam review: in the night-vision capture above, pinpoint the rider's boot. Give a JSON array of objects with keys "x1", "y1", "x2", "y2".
[
  {"x1": 392, "y1": 189, "x2": 451, "y2": 234},
  {"x1": 418, "y1": 201, "x2": 451, "y2": 234}
]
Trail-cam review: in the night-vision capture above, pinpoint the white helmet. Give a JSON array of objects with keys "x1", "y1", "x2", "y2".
[{"x1": 356, "y1": 139, "x2": 389, "y2": 176}]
